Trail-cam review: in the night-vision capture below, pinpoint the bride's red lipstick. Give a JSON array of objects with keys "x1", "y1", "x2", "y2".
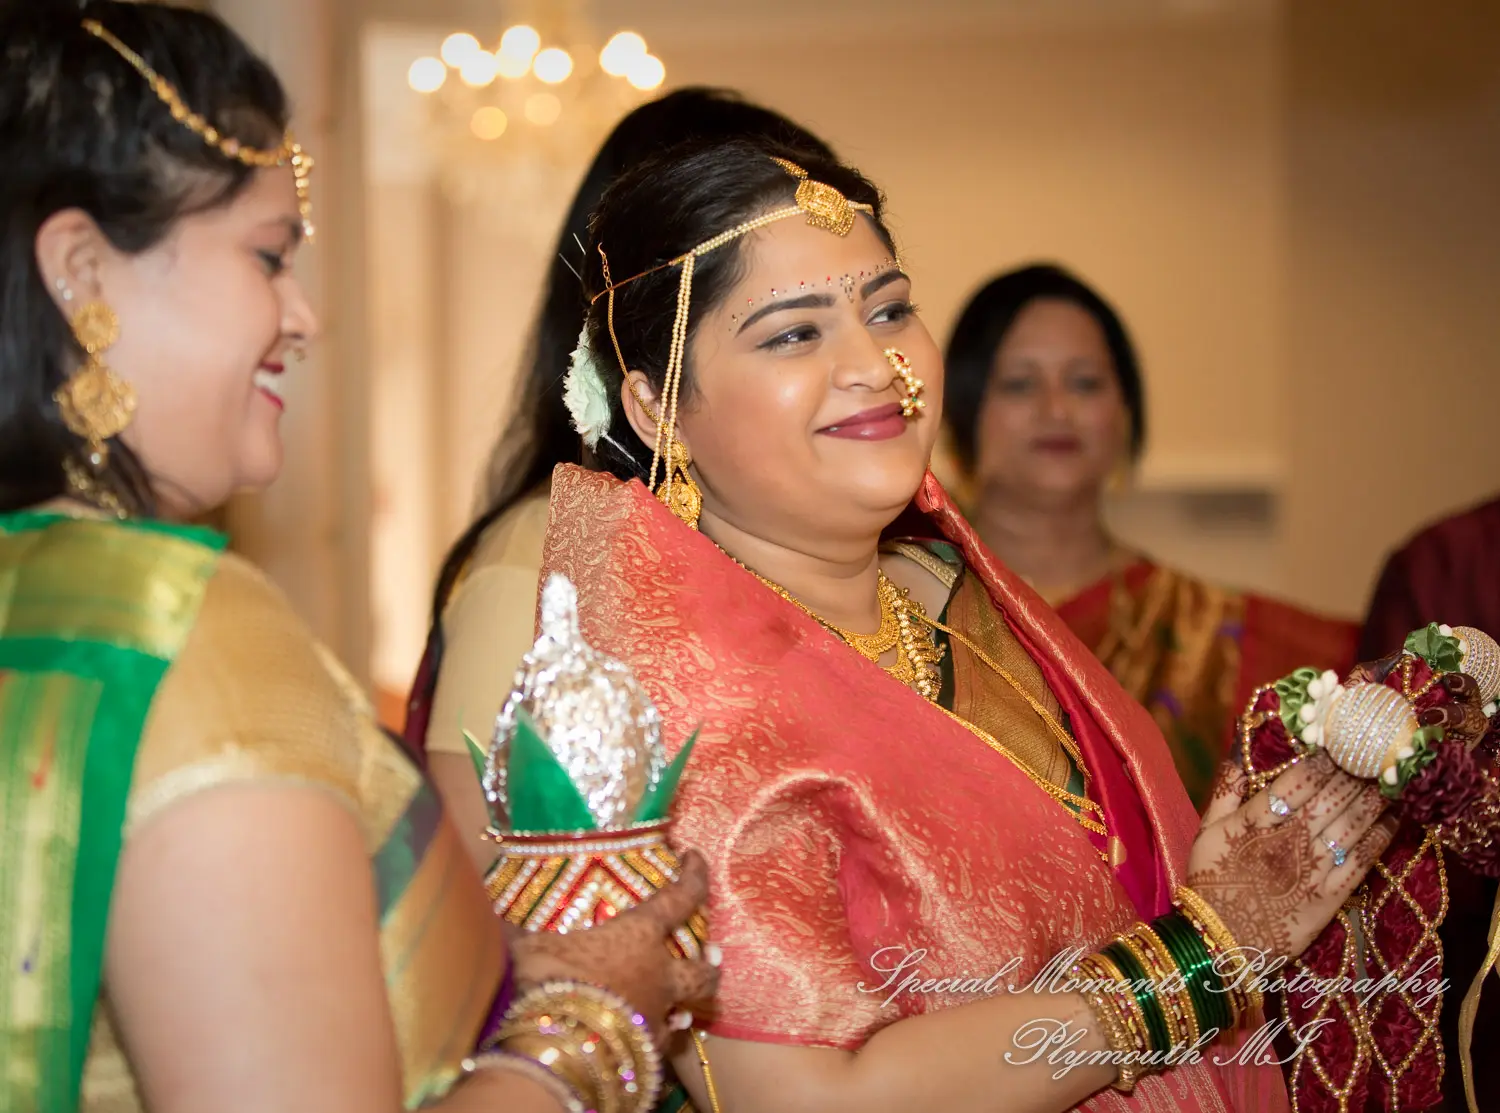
[{"x1": 818, "y1": 402, "x2": 907, "y2": 441}]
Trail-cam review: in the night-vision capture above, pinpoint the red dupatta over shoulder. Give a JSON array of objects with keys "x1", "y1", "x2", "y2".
[{"x1": 540, "y1": 465, "x2": 1288, "y2": 1113}]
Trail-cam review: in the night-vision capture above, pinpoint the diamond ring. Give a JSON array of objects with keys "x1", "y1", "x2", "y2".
[
  {"x1": 1324, "y1": 837, "x2": 1348, "y2": 868},
  {"x1": 1268, "y1": 792, "x2": 1292, "y2": 818}
]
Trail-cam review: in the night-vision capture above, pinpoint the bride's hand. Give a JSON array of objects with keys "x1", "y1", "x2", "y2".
[{"x1": 1185, "y1": 751, "x2": 1397, "y2": 962}]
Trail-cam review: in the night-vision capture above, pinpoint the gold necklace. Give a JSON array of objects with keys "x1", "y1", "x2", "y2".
[
  {"x1": 914, "y1": 611, "x2": 1110, "y2": 845},
  {"x1": 742, "y1": 564, "x2": 943, "y2": 698},
  {"x1": 720, "y1": 546, "x2": 1111, "y2": 853}
]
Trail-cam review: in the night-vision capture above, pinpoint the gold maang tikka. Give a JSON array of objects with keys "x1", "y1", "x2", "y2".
[
  {"x1": 82, "y1": 19, "x2": 315, "y2": 240},
  {"x1": 591, "y1": 157, "x2": 887, "y2": 521}
]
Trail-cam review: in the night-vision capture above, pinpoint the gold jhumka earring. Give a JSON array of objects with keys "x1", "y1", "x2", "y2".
[
  {"x1": 55, "y1": 301, "x2": 132, "y2": 468},
  {"x1": 592, "y1": 158, "x2": 882, "y2": 533},
  {"x1": 626, "y1": 380, "x2": 703, "y2": 530},
  {"x1": 54, "y1": 301, "x2": 135, "y2": 514}
]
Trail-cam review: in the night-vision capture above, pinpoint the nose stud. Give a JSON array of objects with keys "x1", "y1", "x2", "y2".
[{"x1": 884, "y1": 348, "x2": 925, "y2": 418}]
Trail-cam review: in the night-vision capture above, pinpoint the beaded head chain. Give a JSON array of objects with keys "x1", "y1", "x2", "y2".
[
  {"x1": 82, "y1": 19, "x2": 315, "y2": 239},
  {"x1": 590, "y1": 157, "x2": 887, "y2": 503}
]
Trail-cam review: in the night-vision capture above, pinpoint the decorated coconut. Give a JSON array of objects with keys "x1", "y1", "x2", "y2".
[{"x1": 470, "y1": 574, "x2": 707, "y2": 959}]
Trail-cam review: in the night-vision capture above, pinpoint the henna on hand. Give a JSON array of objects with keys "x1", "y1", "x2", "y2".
[
  {"x1": 1188, "y1": 817, "x2": 1320, "y2": 960},
  {"x1": 1421, "y1": 673, "x2": 1490, "y2": 745},
  {"x1": 505, "y1": 852, "x2": 719, "y2": 1039},
  {"x1": 1189, "y1": 757, "x2": 1390, "y2": 961}
]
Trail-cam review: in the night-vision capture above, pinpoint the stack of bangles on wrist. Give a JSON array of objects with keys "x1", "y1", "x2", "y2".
[
  {"x1": 461, "y1": 980, "x2": 663, "y2": 1113},
  {"x1": 1069, "y1": 886, "x2": 1263, "y2": 1093}
]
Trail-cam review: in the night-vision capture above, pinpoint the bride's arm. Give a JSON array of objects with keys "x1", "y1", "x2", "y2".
[
  {"x1": 673, "y1": 988, "x2": 1116, "y2": 1113},
  {"x1": 671, "y1": 745, "x2": 1399, "y2": 1113}
]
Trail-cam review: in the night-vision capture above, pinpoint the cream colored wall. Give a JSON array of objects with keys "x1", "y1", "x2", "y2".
[{"x1": 1280, "y1": 0, "x2": 1500, "y2": 616}]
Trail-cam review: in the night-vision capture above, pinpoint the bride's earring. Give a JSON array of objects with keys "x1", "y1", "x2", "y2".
[
  {"x1": 657, "y1": 438, "x2": 703, "y2": 531},
  {"x1": 629, "y1": 380, "x2": 702, "y2": 530}
]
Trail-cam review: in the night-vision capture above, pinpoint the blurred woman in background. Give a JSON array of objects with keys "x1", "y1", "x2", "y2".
[{"x1": 943, "y1": 264, "x2": 1358, "y2": 808}]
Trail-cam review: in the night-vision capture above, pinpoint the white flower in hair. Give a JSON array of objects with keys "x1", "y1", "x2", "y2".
[{"x1": 563, "y1": 325, "x2": 613, "y2": 449}]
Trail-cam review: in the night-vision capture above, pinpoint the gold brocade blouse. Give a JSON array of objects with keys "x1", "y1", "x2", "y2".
[
  {"x1": 425, "y1": 488, "x2": 551, "y2": 758},
  {"x1": 79, "y1": 553, "x2": 502, "y2": 1112}
]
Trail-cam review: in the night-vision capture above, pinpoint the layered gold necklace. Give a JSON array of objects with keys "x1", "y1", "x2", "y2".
[
  {"x1": 724, "y1": 549, "x2": 1111, "y2": 849},
  {"x1": 743, "y1": 566, "x2": 944, "y2": 699}
]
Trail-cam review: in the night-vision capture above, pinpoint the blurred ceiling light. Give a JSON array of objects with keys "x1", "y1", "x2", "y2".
[
  {"x1": 495, "y1": 51, "x2": 532, "y2": 79},
  {"x1": 471, "y1": 106, "x2": 509, "y2": 140},
  {"x1": 416, "y1": 20, "x2": 666, "y2": 155},
  {"x1": 459, "y1": 51, "x2": 500, "y2": 87},
  {"x1": 532, "y1": 47, "x2": 574, "y2": 85},
  {"x1": 407, "y1": 56, "x2": 446, "y2": 94},
  {"x1": 524, "y1": 93, "x2": 563, "y2": 126},
  {"x1": 599, "y1": 31, "x2": 647, "y2": 77},
  {"x1": 498, "y1": 25, "x2": 541, "y2": 64},
  {"x1": 440, "y1": 32, "x2": 481, "y2": 68},
  {"x1": 626, "y1": 53, "x2": 666, "y2": 91}
]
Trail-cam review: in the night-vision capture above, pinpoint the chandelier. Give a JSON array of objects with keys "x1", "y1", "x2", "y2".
[{"x1": 406, "y1": 2, "x2": 665, "y2": 198}]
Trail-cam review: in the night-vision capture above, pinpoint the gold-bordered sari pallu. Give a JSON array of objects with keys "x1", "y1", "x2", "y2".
[{"x1": 0, "y1": 513, "x2": 222, "y2": 1113}]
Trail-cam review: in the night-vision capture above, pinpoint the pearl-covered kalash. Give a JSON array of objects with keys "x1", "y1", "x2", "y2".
[
  {"x1": 479, "y1": 574, "x2": 708, "y2": 959},
  {"x1": 482, "y1": 575, "x2": 666, "y2": 830}
]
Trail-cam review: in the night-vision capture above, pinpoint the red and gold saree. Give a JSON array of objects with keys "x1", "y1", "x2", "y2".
[{"x1": 541, "y1": 465, "x2": 1290, "y2": 1112}]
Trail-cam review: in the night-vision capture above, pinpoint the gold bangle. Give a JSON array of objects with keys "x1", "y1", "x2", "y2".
[
  {"x1": 1174, "y1": 886, "x2": 1263, "y2": 1016},
  {"x1": 1079, "y1": 953, "x2": 1150, "y2": 1057},
  {"x1": 1114, "y1": 931, "x2": 1185, "y2": 1051},
  {"x1": 1123, "y1": 924, "x2": 1199, "y2": 1051},
  {"x1": 463, "y1": 1050, "x2": 588, "y2": 1113},
  {"x1": 498, "y1": 981, "x2": 663, "y2": 1113},
  {"x1": 1073, "y1": 954, "x2": 1147, "y2": 1092},
  {"x1": 1077, "y1": 950, "x2": 1161, "y2": 1091},
  {"x1": 501, "y1": 1030, "x2": 616, "y2": 1113}
]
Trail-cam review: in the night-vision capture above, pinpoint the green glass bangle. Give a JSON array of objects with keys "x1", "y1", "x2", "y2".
[
  {"x1": 1103, "y1": 941, "x2": 1170, "y2": 1054},
  {"x1": 1154, "y1": 912, "x2": 1232, "y2": 1034},
  {"x1": 1154, "y1": 912, "x2": 1225, "y2": 1033}
]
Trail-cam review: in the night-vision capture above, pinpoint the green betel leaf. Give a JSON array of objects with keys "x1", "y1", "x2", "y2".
[
  {"x1": 1382, "y1": 728, "x2": 1442, "y2": 799},
  {"x1": 634, "y1": 729, "x2": 699, "y2": 824},
  {"x1": 1405, "y1": 623, "x2": 1464, "y2": 674},
  {"x1": 1274, "y1": 667, "x2": 1322, "y2": 737},
  {"x1": 507, "y1": 709, "x2": 597, "y2": 833},
  {"x1": 462, "y1": 729, "x2": 487, "y2": 785}
]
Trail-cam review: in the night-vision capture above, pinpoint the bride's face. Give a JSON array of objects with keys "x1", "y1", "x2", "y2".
[{"x1": 671, "y1": 216, "x2": 943, "y2": 545}]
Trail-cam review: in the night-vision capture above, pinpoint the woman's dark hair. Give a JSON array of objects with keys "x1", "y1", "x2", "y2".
[
  {"x1": 943, "y1": 263, "x2": 1147, "y2": 473},
  {"x1": 581, "y1": 137, "x2": 894, "y2": 483},
  {"x1": 429, "y1": 89, "x2": 835, "y2": 619},
  {"x1": 0, "y1": 0, "x2": 290, "y2": 515}
]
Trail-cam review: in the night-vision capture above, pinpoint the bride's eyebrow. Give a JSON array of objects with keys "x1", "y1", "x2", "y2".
[
  {"x1": 736, "y1": 291, "x2": 836, "y2": 335},
  {"x1": 731, "y1": 265, "x2": 910, "y2": 334}
]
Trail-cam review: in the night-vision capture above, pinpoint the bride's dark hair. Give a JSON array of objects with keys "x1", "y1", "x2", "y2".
[
  {"x1": 582, "y1": 136, "x2": 897, "y2": 483},
  {"x1": 0, "y1": 0, "x2": 289, "y2": 514}
]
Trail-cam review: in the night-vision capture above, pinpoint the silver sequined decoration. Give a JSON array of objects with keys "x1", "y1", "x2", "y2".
[{"x1": 483, "y1": 574, "x2": 666, "y2": 831}]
